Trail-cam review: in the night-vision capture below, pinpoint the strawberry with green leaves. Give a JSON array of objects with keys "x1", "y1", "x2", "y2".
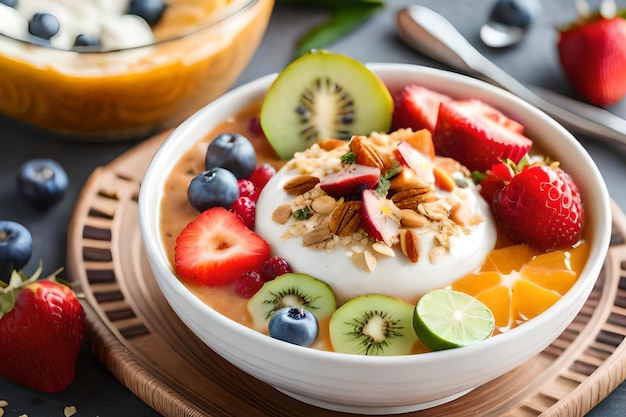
[
  {"x1": 0, "y1": 266, "x2": 85, "y2": 393},
  {"x1": 490, "y1": 161, "x2": 584, "y2": 252},
  {"x1": 557, "y1": 0, "x2": 626, "y2": 106}
]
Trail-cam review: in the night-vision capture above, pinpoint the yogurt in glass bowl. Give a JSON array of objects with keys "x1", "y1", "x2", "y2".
[
  {"x1": 0, "y1": 0, "x2": 274, "y2": 140},
  {"x1": 139, "y1": 61, "x2": 611, "y2": 414}
]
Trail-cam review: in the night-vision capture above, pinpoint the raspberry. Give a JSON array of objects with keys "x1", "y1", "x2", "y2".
[
  {"x1": 234, "y1": 271, "x2": 264, "y2": 298},
  {"x1": 230, "y1": 196, "x2": 256, "y2": 229},
  {"x1": 248, "y1": 163, "x2": 276, "y2": 190},
  {"x1": 237, "y1": 179, "x2": 259, "y2": 202},
  {"x1": 261, "y1": 256, "x2": 292, "y2": 282}
]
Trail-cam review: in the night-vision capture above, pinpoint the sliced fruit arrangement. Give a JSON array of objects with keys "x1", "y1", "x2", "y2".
[
  {"x1": 169, "y1": 52, "x2": 589, "y2": 356},
  {"x1": 557, "y1": 0, "x2": 626, "y2": 106},
  {"x1": 260, "y1": 50, "x2": 393, "y2": 160},
  {"x1": 451, "y1": 241, "x2": 590, "y2": 331},
  {"x1": 0, "y1": 265, "x2": 85, "y2": 393}
]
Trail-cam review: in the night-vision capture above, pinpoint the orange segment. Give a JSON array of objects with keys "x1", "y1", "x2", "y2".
[{"x1": 450, "y1": 242, "x2": 589, "y2": 331}]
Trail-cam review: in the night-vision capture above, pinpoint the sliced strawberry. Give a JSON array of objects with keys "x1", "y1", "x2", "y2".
[
  {"x1": 491, "y1": 164, "x2": 583, "y2": 252},
  {"x1": 392, "y1": 84, "x2": 452, "y2": 132},
  {"x1": 394, "y1": 141, "x2": 435, "y2": 184},
  {"x1": 174, "y1": 207, "x2": 270, "y2": 286},
  {"x1": 433, "y1": 100, "x2": 533, "y2": 173},
  {"x1": 319, "y1": 164, "x2": 381, "y2": 198},
  {"x1": 359, "y1": 189, "x2": 401, "y2": 246}
]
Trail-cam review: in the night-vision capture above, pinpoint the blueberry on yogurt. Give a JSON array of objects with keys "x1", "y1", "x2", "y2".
[
  {"x1": 28, "y1": 12, "x2": 60, "y2": 40},
  {"x1": 128, "y1": 0, "x2": 167, "y2": 26}
]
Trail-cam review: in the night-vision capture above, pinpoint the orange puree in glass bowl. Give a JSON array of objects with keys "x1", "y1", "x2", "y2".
[
  {"x1": 159, "y1": 100, "x2": 591, "y2": 354},
  {"x1": 0, "y1": 0, "x2": 274, "y2": 140}
]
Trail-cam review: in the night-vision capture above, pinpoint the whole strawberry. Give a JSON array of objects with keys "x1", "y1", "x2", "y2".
[
  {"x1": 558, "y1": 9, "x2": 626, "y2": 106},
  {"x1": 0, "y1": 267, "x2": 85, "y2": 393},
  {"x1": 491, "y1": 163, "x2": 583, "y2": 252}
]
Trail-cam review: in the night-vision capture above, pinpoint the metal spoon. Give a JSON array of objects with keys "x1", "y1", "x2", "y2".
[
  {"x1": 396, "y1": 5, "x2": 626, "y2": 148},
  {"x1": 480, "y1": 0, "x2": 541, "y2": 48}
]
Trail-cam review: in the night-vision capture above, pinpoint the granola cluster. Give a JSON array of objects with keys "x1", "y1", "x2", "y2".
[{"x1": 271, "y1": 129, "x2": 485, "y2": 272}]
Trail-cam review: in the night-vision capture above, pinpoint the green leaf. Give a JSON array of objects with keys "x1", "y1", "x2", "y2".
[
  {"x1": 0, "y1": 290, "x2": 15, "y2": 320},
  {"x1": 294, "y1": 4, "x2": 384, "y2": 58}
]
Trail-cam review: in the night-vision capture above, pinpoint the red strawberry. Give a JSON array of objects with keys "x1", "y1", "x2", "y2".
[
  {"x1": 0, "y1": 269, "x2": 85, "y2": 393},
  {"x1": 174, "y1": 207, "x2": 271, "y2": 286},
  {"x1": 478, "y1": 160, "x2": 515, "y2": 203},
  {"x1": 491, "y1": 164, "x2": 583, "y2": 252},
  {"x1": 392, "y1": 84, "x2": 452, "y2": 132},
  {"x1": 359, "y1": 189, "x2": 401, "y2": 245},
  {"x1": 319, "y1": 164, "x2": 381, "y2": 198},
  {"x1": 433, "y1": 100, "x2": 532, "y2": 173},
  {"x1": 558, "y1": 12, "x2": 626, "y2": 106}
]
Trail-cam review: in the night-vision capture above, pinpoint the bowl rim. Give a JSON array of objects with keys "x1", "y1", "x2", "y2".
[
  {"x1": 139, "y1": 62, "x2": 612, "y2": 366},
  {"x1": 0, "y1": 0, "x2": 258, "y2": 53}
]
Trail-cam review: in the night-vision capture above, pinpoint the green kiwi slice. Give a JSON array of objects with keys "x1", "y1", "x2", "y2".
[
  {"x1": 329, "y1": 294, "x2": 418, "y2": 356},
  {"x1": 260, "y1": 50, "x2": 393, "y2": 160},
  {"x1": 247, "y1": 273, "x2": 337, "y2": 331}
]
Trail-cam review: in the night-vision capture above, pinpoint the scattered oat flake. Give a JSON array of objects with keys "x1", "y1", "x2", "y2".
[
  {"x1": 64, "y1": 406, "x2": 78, "y2": 417},
  {"x1": 0, "y1": 400, "x2": 7, "y2": 407}
]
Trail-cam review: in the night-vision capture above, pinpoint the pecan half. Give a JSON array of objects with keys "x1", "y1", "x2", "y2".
[
  {"x1": 329, "y1": 201, "x2": 362, "y2": 236},
  {"x1": 283, "y1": 175, "x2": 320, "y2": 195},
  {"x1": 391, "y1": 187, "x2": 434, "y2": 210}
]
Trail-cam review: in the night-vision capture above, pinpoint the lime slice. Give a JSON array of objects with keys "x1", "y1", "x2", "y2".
[{"x1": 413, "y1": 289, "x2": 495, "y2": 351}]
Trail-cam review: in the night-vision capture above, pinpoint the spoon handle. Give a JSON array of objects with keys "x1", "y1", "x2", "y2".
[{"x1": 397, "y1": 5, "x2": 626, "y2": 149}]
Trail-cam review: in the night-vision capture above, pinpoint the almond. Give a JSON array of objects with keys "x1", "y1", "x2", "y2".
[
  {"x1": 302, "y1": 222, "x2": 333, "y2": 248},
  {"x1": 272, "y1": 204, "x2": 292, "y2": 224},
  {"x1": 399, "y1": 229, "x2": 419, "y2": 263},
  {"x1": 391, "y1": 187, "x2": 434, "y2": 210}
]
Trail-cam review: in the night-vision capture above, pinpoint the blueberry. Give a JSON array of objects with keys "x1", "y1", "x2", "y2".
[
  {"x1": 489, "y1": 0, "x2": 540, "y2": 29},
  {"x1": 17, "y1": 158, "x2": 69, "y2": 207},
  {"x1": 0, "y1": 0, "x2": 17, "y2": 8},
  {"x1": 205, "y1": 133, "x2": 257, "y2": 180},
  {"x1": 0, "y1": 221, "x2": 32, "y2": 282},
  {"x1": 28, "y1": 13, "x2": 60, "y2": 40},
  {"x1": 74, "y1": 34, "x2": 101, "y2": 48},
  {"x1": 268, "y1": 307, "x2": 319, "y2": 347},
  {"x1": 128, "y1": 0, "x2": 167, "y2": 26},
  {"x1": 187, "y1": 167, "x2": 239, "y2": 212}
]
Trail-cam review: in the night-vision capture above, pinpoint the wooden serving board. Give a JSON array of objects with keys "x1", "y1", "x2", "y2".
[{"x1": 66, "y1": 133, "x2": 626, "y2": 417}]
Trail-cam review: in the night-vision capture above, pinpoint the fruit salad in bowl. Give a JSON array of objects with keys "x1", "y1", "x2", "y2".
[
  {"x1": 139, "y1": 51, "x2": 611, "y2": 413},
  {"x1": 0, "y1": 0, "x2": 273, "y2": 140}
]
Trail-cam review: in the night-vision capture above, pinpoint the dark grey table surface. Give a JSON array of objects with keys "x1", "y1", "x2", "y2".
[{"x1": 1, "y1": 1, "x2": 625, "y2": 416}]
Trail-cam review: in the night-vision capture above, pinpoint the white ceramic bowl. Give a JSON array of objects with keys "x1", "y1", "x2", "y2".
[{"x1": 139, "y1": 64, "x2": 612, "y2": 414}]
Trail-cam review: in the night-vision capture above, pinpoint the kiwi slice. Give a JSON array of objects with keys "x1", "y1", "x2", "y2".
[
  {"x1": 260, "y1": 50, "x2": 393, "y2": 160},
  {"x1": 247, "y1": 272, "x2": 337, "y2": 331},
  {"x1": 329, "y1": 294, "x2": 418, "y2": 356}
]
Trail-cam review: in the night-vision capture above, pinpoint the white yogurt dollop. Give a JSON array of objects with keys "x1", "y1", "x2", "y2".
[{"x1": 255, "y1": 142, "x2": 498, "y2": 305}]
